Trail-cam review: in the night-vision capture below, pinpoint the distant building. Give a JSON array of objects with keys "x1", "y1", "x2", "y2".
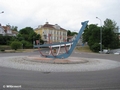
[
  {"x1": 67, "y1": 35, "x2": 84, "y2": 46},
  {"x1": 0, "y1": 24, "x2": 18, "y2": 36},
  {"x1": 34, "y1": 22, "x2": 67, "y2": 43},
  {"x1": 0, "y1": 24, "x2": 5, "y2": 35}
]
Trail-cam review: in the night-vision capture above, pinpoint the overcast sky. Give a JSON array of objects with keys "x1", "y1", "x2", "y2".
[{"x1": 0, "y1": 0, "x2": 120, "y2": 32}]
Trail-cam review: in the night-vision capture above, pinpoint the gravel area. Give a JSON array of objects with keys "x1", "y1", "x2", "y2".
[{"x1": 0, "y1": 56, "x2": 120, "y2": 72}]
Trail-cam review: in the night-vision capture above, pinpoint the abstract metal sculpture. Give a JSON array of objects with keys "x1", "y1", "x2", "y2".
[{"x1": 34, "y1": 21, "x2": 88, "y2": 59}]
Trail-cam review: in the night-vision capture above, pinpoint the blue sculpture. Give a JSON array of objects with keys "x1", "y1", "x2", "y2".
[{"x1": 34, "y1": 21, "x2": 89, "y2": 59}]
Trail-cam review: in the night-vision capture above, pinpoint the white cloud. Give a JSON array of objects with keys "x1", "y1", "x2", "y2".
[{"x1": 0, "y1": 0, "x2": 120, "y2": 32}]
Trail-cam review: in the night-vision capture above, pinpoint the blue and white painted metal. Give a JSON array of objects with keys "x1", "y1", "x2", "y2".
[{"x1": 34, "y1": 21, "x2": 89, "y2": 59}]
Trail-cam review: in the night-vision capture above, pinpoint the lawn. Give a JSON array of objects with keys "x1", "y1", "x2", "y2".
[
  {"x1": 0, "y1": 45, "x2": 93, "y2": 53},
  {"x1": 75, "y1": 46, "x2": 93, "y2": 53},
  {"x1": 0, "y1": 45, "x2": 37, "y2": 53}
]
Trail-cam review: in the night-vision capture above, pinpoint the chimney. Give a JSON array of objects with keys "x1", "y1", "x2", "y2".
[
  {"x1": 6, "y1": 25, "x2": 10, "y2": 30},
  {"x1": 46, "y1": 22, "x2": 49, "y2": 24}
]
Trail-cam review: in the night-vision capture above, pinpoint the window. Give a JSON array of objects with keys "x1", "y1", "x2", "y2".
[{"x1": 44, "y1": 35, "x2": 47, "y2": 39}]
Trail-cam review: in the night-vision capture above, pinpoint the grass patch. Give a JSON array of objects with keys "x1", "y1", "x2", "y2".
[
  {"x1": 17, "y1": 49, "x2": 36, "y2": 52},
  {"x1": 76, "y1": 46, "x2": 93, "y2": 53},
  {"x1": 0, "y1": 45, "x2": 11, "y2": 50},
  {"x1": 0, "y1": 45, "x2": 37, "y2": 53},
  {"x1": 1, "y1": 49, "x2": 38, "y2": 53}
]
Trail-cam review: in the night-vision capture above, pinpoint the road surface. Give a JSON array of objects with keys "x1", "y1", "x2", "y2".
[{"x1": 0, "y1": 51, "x2": 120, "y2": 90}]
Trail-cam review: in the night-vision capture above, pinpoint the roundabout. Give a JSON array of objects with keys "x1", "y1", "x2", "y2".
[
  {"x1": 0, "y1": 55, "x2": 120, "y2": 72},
  {"x1": 0, "y1": 52, "x2": 120, "y2": 90}
]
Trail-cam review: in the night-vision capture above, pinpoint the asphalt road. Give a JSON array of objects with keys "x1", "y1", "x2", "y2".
[{"x1": 0, "y1": 51, "x2": 120, "y2": 90}]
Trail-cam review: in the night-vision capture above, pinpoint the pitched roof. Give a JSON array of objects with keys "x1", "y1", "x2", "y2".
[
  {"x1": 41, "y1": 22, "x2": 67, "y2": 31},
  {"x1": 2, "y1": 26, "x2": 10, "y2": 30},
  {"x1": 60, "y1": 27, "x2": 66, "y2": 31},
  {"x1": 2, "y1": 26, "x2": 7, "y2": 30},
  {"x1": 12, "y1": 30, "x2": 18, "y2": 34},
  {"x1": 42, "y1": 23, "x2": 54, "y2": 29}
]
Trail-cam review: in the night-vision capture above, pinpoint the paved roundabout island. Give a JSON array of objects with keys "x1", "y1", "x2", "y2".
[{"x1": 0, "y1": 55, "x2": 120, "y2": 72}]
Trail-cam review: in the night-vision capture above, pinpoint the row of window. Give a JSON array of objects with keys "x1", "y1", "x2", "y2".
[
  {"x1": 43, "y1": 30, "x2": 67, "y2": 36},
  {"x1": 43, "y1": 34, "x2": 67, "y2": 41}
]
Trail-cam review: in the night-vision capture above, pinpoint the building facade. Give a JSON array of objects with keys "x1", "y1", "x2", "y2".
[
  {"x1": 34, "y1": 22, "x2": 67, "y2": 43},
  {"x1": 0, "y1": 24, "x2": 18, "y2": 36},
  {"x1": 0, "y1": 25, "x2": 5, "y2": 35}
]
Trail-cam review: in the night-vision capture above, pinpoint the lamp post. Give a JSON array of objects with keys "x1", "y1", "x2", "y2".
[
  {"x1": 96, "y1": 17, "x2": 102, "y2": 53},
  {"x1": 0, "y1": 11, "x2": 4, "y2": 14}
]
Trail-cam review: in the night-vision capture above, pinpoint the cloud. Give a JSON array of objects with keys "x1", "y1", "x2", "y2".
[{"x1": 0, "y1": 0, "x2": 120, "y2": 32}]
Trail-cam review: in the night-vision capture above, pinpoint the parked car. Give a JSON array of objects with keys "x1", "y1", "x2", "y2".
[
  {"x1": 114, "y1": 51, "x2": 120, "y2": 55},
  {"x1": 103, "y1": 49, "x2": 110, "y2": 54}
]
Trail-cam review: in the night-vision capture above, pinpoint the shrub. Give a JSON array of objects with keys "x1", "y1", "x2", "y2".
[
  {"x1": 0, "y1": 45, "x2": 11, "y2": 52},
  {"x1": 25, "y1": 42, "x2": 33, "y2": 48},
  {"x1": 10, "y1": 41, "x2": 22, "y2": 50},
  {"x1": 90, "y1": 43, "x2": 100, "y2": 52},
  {"x1": 1, "y1": 49, "x2": 5, "y2": 52},
  {"x1": 21, "y1": 40, "x2": 33, "y2": 49}
]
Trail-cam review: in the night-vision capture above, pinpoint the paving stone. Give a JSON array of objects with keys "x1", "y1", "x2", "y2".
[{"x1": 0, "y1": 56, "x2": 120, "y2": 72}]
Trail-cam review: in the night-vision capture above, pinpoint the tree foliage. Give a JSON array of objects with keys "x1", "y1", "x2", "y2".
[
  {"x1": 103, "y1": 18, "x2": 119, "y2": 49},
  {"x1": 17, "y1": 27, "x2": 42, "y2": 48},
  {"x1": 0, "y1": 26, "x2": 43, "y2": 49},
  {"x1": 83, "y1": 19, "x2": 119, "y2": 52},
  {"x1": 71, "y1": 32, "x2": 78, "y2": 36},
  {"x1": 67, "y1": 30, "x2": 78, "y2": 36},
  {"x1": 83, "y1": 24, "x2": 100, "y2": 52},
  {"x1": 67, "y1": 30, "x2": 71, "y2": 36},
  {"x1": 0, "y1": 35, "x2": 16, "y2": 45},
  {"x1": 11, "y1": 26, "x2": 18, "y2": 31},
  {"x1": 21, "y1": 40, "x2": 33, "y2": 49},
  {"x1": 103, "y1": 18, "x2": 119, "y2": 33}
]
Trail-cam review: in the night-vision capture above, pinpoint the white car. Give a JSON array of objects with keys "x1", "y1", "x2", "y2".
[{"x1": 114, "y1": 51, "x2": 120, "y2": 55}]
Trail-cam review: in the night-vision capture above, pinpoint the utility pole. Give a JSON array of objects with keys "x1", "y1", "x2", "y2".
[{"x1": 96, "y1": 17, "x2": 102, "y2": 53}]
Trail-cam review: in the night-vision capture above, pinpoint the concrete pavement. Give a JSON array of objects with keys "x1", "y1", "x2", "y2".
[{"x1": 0, "y1": 55, "x2": 120, "y2": 72}]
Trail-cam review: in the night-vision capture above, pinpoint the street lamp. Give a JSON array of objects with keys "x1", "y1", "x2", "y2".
[
  {"x1": 0, "y1": 11, "x2": 4, "y2": 14},
  {"x1": 96, "y1": 17, "x2": 102, "y2": 53}
]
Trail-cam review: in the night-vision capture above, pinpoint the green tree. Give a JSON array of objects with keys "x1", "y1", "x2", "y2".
[
  {"x1": 0, "y1": 35, "x2": 16, "y2": 45},
  {"x1": 91, "y1": 43, "x2": 100, "y2": 52},
  {"x1": 83, "y1": 24, "x2": 100, "y2": 52},
  {"x1": 103, "y1": 19, "x2": 119, "y2": 49},
  {"x1": 83, "y1": 19, "x2": 120, "y2": 52},
  {"x1": 0, "y1": 35, "x2": 4, "y2": 45},
  {"x1": 21, "y1": 40, "x2": 32, "y2": 49},
  {"x1": 17, "y1": 34, "x2": 24, "y2": 41},
  {"x1": 83, "y1": 24, "x2": 100, "y2": 44},
  {"x1": 11, "y1": 26, "x2": 18, "y2": 31},
  {"x1": 67, "y1": 30, "x2": 78, "y2": 36},
  {"x1": 67, "y1": 30, "x2": 71, "y2": 36},
  {"x1": 103, "y1": 18, "x2": 119, "y2": 33},
  {"x1": 19, "y1": 27, "x2": 33, "y2": 42},
  {"x1": 18, "y1": 27, "x2": 42, "y2": 44},
  {"x1": 71, "y1": 32, "x2": 78, "y2": 36}
]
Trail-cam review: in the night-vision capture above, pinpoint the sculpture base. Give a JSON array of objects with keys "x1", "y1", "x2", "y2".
[{"x1": 27, "y1": 55, "x2": 88, "y2": 64}]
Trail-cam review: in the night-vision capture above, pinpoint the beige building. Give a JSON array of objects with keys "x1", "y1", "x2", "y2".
[{"x1": 34, "y1": 22, "x2": 67, "y2": 43}]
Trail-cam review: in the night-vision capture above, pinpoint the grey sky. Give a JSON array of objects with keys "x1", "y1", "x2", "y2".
[{"x1": 0, "y1": 0, "x2": 120, "y2": 32}]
